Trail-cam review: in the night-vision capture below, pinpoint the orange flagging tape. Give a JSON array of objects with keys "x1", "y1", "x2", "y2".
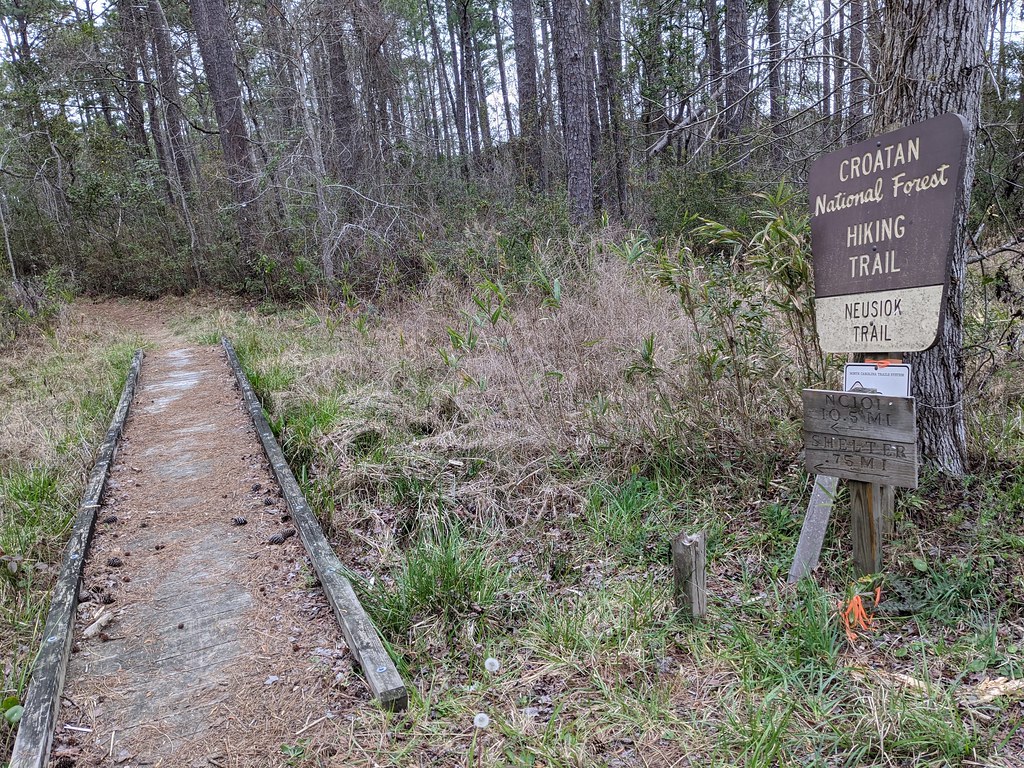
[{"x1": 841, "y1": 586, "x2": 882, "y2": 643}]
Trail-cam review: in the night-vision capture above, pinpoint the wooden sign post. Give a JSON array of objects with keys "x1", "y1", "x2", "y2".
[
  {"x1": 797, "y1": 113, "x2": 969, "y2": 578},
  {"x1": 802, "y1": 389, "x2": 918, "y2": 575}
]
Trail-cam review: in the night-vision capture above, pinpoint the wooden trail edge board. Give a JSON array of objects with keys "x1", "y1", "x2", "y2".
[
  {"x1": 221, "y1": 338, "x2": 408, "y2": 711},
  {"x1": 10, "y1": 350, "x2": 145, "y2": 768},
  {"x1": 787, "y1": 475, "x2": 839, "y2": 584}
]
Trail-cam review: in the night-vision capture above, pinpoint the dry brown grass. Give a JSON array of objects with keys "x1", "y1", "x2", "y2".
[
  {"x1": 222, "y1": 256, "x2": 756, "y2": 529},
  {"x1": 179, "y1": 247, "x2": 1024, "y2": 767}
]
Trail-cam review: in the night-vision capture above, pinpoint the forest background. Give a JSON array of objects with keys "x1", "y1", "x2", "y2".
[
  {"x1": 2, "y1": 0, "x2": 1024, "y2": 764},
  {"x1": 0, "y1": 0, "x2": 1019, "y2": 301}
]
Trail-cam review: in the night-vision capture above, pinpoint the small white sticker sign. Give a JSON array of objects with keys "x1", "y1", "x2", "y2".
[{"x1": 844, "y1": 363, "x2": 911, "y2": 398}]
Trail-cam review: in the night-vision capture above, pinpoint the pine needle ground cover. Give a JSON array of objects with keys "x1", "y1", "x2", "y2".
[{"x1": 185, "y1": 243, "x2": 1024, "y2": 767}]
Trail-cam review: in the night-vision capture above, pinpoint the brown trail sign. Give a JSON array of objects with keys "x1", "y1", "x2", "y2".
[
  {"x1": 795, "y1": 113, "x2": 967, "y2": 576},
  {"x1": 808, "y1": 113, "x2": 968, "y2": 353},
  {"x1": 801, "y1": 389, "x2": 918, "y2": 489}
]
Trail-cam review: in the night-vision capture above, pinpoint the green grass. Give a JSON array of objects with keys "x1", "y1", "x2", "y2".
[
  {"x1": 0, "y1": 320, "x2": 142, "y2": 760},
  {"x1": 362, "y1": 530, "x2": 511, "y2": 642},
  {"x1": 178, "y1": 263, "x2": 1024, "y2": 767}
]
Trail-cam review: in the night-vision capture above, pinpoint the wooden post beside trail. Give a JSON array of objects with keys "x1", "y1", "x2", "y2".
[
  {"x1": 856, "y1": 354, "x2": 902, "y2": 552},
  {"x1": 672, "y1": 531, "x2": 707, "y2": 618},
  {"x1": 788, "y1": 475, "x2": 839, "y2": 583},
  {"x1": 880, "y1": 485, "x2": 895, "y2": 537},
  {"x1": 848, "y1": 354, "x2": 903, "y2": 574}
]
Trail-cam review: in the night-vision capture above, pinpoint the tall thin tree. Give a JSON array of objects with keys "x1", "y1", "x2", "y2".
[{"x1": 551, "y1": 0, "x2": 593, "y2": 224}]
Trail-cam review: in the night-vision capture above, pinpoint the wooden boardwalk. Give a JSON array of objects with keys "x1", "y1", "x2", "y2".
[{"x1": 36, "y1": 347, "x2": 366, "y2": 766}]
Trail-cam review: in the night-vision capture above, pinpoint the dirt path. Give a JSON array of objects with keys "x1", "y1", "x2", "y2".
[{"x1": 50, "y1": 305, "x2": 360, "y2": 767}]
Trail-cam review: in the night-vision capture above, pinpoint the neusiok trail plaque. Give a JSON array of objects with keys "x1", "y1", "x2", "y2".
[
  {"x1": 808, "y1": 113, "x2": 969, "y2": 352},
  {"x1": 801, "y1": 389, "x2": 918, "y2": 489}
]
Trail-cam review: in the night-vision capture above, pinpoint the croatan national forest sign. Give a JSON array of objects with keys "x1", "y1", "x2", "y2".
[{"x1": 808, "y1": 113, "x2": 969, "y2": 353}]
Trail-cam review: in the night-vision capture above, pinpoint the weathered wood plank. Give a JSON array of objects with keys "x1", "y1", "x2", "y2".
[
  {"x1": 787, "y1": 475, "x2": 839, "y2": 583},
  {"x1": 10, "y1": 350, "x2": 144, "y2": 768},
  {"x1": 880, "y1": 484, "x2": 895, "y2": 537},
  {"x1": 801, "y1": 389, "x2": 917, "y2": 443},
  {"x1": 802, "y1": 389, "x2": 918, "y2": 489},
  {"x1": 672, "y1": 531, "x2": 707, "y2": 618},
  {"x1": 850, "y1": 479, "x2": 883, "y2": 576},
  {"x1": 221, "y1": 338, "x2": 408, "y2": 711},
  {"x1": 804, "y1": 432, "x2": 917, "y2": 488}
]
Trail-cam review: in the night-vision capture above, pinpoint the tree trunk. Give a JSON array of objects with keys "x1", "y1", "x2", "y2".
[
  {"x1": 353, "y1": 0, "x2": 397, "y2": 165},
  {"x1": 537, "y1": 0, "x2": 557, "y2": 159},
  {"x1": 383, "y1": 36, "x2": 405, "y2": 148},
  {"x1": 872, "y1": 0, "x2": 989, "y2": 475},
  {"x1": 511, "y1": 0, "x2": 542, "y2": 186},
  {"x1": 136, "y1": 28, "x2": 174, "y2": 203},
  {"x1": 848, "y1": 0, "x2": 866, "y2": 141},
  {"x1": 261, "y1": 0, "x2": 298, "y2": 136},
  {"x1": 294, "y1": 30, "x2": 341, "y2": 282},
  {"x1": 443, "y1": 0, "x2": 471, "y2": 162},
  {"x1": 115, "y1": 0, "x2": 151, "y2": 154},
  {"x1": 766, "y1": 0, "x2": 783, "y2": 138},
  {"x1": 414, "y1": 33, "x2": 438, "y2": 157},
  {"x1": 705, "y1": 0, "x2": 721, "y2": 103},
  {"x1": 457, "y1": 0, "x2": 483, "y2": 158},
  {"x1": 326, "y1": 0, "x2": 361, "y2": 177},
  {"x1": 833, "y1": 2, "x2": 845, "y2": 140},
  {"x1": 189, "y1": 0, "x2": 260, "y2": 259},
  {"x1": 822, "y1": 0, "x2": 832, "y2": 130},
  {"x1": 551, "y1": 0, "x2": 593, "y2": 225},
  {"x1": 471, "y1": 27, "x2": 493, "y2": 150},
  {"x1": 490, "y1": 0, "x2": 515, "y2": 140},
  {"x1": 426, "y1": 0, "x2": 463, "y2": 161},
  {"x1": 637, "y1": 0, "x2": 667, "y2": 143},
  {"x1": 147, "y1": 0, "x2": 195, "y2": 192},
  {"x1": 584, "y1": 11, "x2": 602, "y2": 188},
  {"x1": 723, "y1": 0, "x2": 749, "y2": 138},
  {"x1": 595, "y1": 0, "x2": 625, "y2": 216}
]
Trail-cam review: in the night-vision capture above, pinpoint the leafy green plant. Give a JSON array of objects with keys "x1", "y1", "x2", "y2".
[
  {"x1": 279, "y1": 739, "x2": 308, "y2": 765},
  {"x1": 1, "y1": 696, "x2": 23, "y2": 726}
]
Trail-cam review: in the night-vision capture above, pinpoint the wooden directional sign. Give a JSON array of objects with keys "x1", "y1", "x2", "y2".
[
  {"x1": 808, "y1": 113, "x2": 969, "y2": 353},
  {"x1": 802, "y1": 389, "x2": 918, "y2": 489}
]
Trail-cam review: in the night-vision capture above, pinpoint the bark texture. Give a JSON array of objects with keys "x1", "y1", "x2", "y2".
[
  {"x1": 766, "y1": 0, "x2": 783, "y2": 137},
  {"x1": 189, "y1": 0, "x2": 259, "y2": 255},
  {"x1": 723, "y1": 0, "x2": 749, "y2": 138},
  {"x1": 511, "y1": 0, "x2": 543, "y2": 187},
  {"x1": 595, "y1": 0, "x2": 626, "y2": 216},
  {"x1": 873, "y1": 0, "x2": 989, "y2": 475},
  {"x1": 326, "y1": 0, "x2": 361, "y2": 177},
  {"x1": 552, "y1": 0, "x2": 594, "y2": 224}
]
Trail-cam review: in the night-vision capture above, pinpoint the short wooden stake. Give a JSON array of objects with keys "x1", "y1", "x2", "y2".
[
  {"x1": 672, "y1": 530, "x2": 707, "y2": 618},
  {"x1": 849, "y1": 480, "x2": 882, "y2": 576}
]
